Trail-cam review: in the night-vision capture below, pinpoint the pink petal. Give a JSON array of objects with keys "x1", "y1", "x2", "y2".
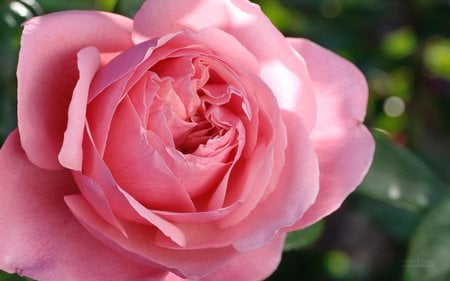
[
  {"x1": 88, "y1": 38, "x2": 158, "y2": 102},
  {"x1": 132, "y1": 0, "x2": 317, "y2": 131},
  {"x1": 72, "y1": 172, "x2": 127, "y2": 236},
  {"x1": 201, "y1": 234, "x2": 286, "y2": 281},
  {"x1": 286, "y1": 38, "x2": 375, "y2": 230},
  {"x1": 87, "y1": 39, "x2": 165, "y2": 156},
  {"x1": 154, "y1": 111, "x2": 318, "y2": 252},
  {"x1": 230, "y1": 110, "x2": 319, "y2": 251},
  {"x1": 58, "y1": 47, "x2": 101, "y2": 171},
  {"x1": 133, "y1": 18, "x2": 259, "y2": 75},
  {"x1": 64, "y1": 195, "x2": 239, "y2": 279},
  {"x1": 152, "y1": 141, "x2": 276, "y2": 250},
  {"x1": 147, "y1": 132, "x2": 232, "y2": 201},
  {"x1": 0, "y1": 130, "x2": 167, "y2": 281},
  {"x1": 164, "y1": 273, "x2": 186, "y2": 281},
  {"x1": 18, "y1": 11, "x2": 133, "y2": 169},
  {"x1": 81, "y1": 125, "x2": 148, "y2": 223},
  {"x1": 164, "y1": 234, "x2": 286, "y2": 281},
  {"x1": 216, "y1": 76, "x2": 283, "y2": 225},
  {"x1": 81, "y1": 125, "x2": 188, "y2": 247},
  {"x1": 88, "y1": 27, "x2": 259, "y2": 157},
  {"x1": 104, "y1": 97, "x2": 196, "y2": 212},
  {"x1": 152, "y1": 203, "x2": 236, "y2": 224}
]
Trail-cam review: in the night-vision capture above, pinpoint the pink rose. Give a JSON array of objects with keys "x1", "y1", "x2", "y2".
[{"x1": 0, "y1": 0, "x2": 374, "y2": 280}]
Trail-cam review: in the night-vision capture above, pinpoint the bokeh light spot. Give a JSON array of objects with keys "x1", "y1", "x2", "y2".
[
  {"x1": 381, "y1": 26, "x2": 417, "y2": 59},
  {"x1": 325, "y1": 250, "x2": 351, "y2": 278},
  {"x1": 423, "y1": 37, "x2": 450, "y2": 81},
  {"x1": 9, "y1": 1, "x2": 33, "y2": 18},
  {"x1": 383, "y1": 96, "x2": 405, "y2": 117},
  {"x1": 3, "y1": 13, "x2": 17, "y2": 27},
  {"x1": 388, "y1": 184, "x2": 401, "y2": 200}
]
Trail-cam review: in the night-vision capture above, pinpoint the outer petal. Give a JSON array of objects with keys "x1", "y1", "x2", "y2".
[
  {"x1": 164, "y1": 234, "x2": 285, "y2": 281},
  {"x1": 64, "y1": 195, "x2": 239, "y2": 279},
  {"x1": 0, "y1": 130, "x2": 167, "y2": 281},
  {"x1": 286, "y1": 38, "x2": 375, "y2": 230},
  {"x1": 230, "y1": 110, "x2": 319, "y2": 251},
  {"x1": 58, "y1": 47, "x2": 101, "y2": 171},
  {"x1": 202, "y1": 233, "x2": 285, "y2": 281},
  {"x1": 132, "y1": 0, "x2": 317, "y2": 131},
  {"x1": 18, "y1": 11, "x2": 133, "y2": 170}
]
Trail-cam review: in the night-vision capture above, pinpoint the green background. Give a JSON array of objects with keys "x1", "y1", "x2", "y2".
[{"x1": 0, "y1": 0, "x2": 449, "y2": 280}]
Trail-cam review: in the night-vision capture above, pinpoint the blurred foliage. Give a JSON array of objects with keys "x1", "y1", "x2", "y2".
[
  {"x1": 0, "y1": 0, "x2": 449, "y2": 280},
  {"x1": 381, "y1": 26, "x2": 418, "y2": 60},
  {"x1": 358, "y1": 130, "x2": 449, "y2": 213},
  {"x1": 284, "y1": 221, "x2": 324, "y2": 251},
  {"x1": 404, "y1": 198, "x2": 450, "y2": 281},
  {"x1": 423, "y1": 37, "x2": 450, "y2": 81}
]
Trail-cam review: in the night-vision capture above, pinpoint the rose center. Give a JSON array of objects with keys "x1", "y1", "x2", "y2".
[{"x1": 147, "y1": 56, "x2": 246, "y2": 156}]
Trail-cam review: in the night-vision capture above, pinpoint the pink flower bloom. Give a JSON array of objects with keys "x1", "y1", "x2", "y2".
[{"x1": 0, "y1": 0, "x2": 374, "y2": 280}]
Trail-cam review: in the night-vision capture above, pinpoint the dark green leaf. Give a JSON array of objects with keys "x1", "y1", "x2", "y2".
[
  {"x1": 284, "y1": 220, "x2": 324, "y2": 251},
  {"x1": 37, "y1": 0, "x2": 96, "y2": 12},
  {"x1": 357, "y1": 130, "x2": 449, "y2": 212},
  {"x1": 404, "y1": 197, "x2": 450, "y2": 281},
  {"x1": 0, "y1": 270, "x2": 28, "y2": 281},
  {"x1": 356, "y1": 195, "x2": 421, "y2": 242},
  {"x1": 0, "y1": 2, "x2": 21, "y2": 143},
  {"x1": 115, "y1": 0, "x2": 144, "y2": 18}
]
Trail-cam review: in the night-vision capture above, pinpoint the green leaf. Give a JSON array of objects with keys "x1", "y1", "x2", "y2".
[
  {"x1": 404, "y1": 197, "x2": 450, "y2": 281},
  {"x1": 95, "y1": 0, "x2": 117, "y2": 12},
  {"x1": 356, "y1": 195, "x2": 421, "y2": 242},
  {"x1": 254, "y1": 0, "x2": 301, "y2": 34},
  {"x1": 0, "y1": 270, "x2": 28, "y2": 281},
  {"x1": 0, "y1": 3, "x2": 21, "y2": 143},
  {"x1": 116, "y1": 0, "x2": 145, "y2": 18},
  {"x1": 37, "y1": 0, "x2": 96, "y2": 12},
  {"x1": 357, "y1": 130, "x2": 449, "y2": 212},
  {"x1": 284, "y1": 221, "x2": 324, "y2": 251}
]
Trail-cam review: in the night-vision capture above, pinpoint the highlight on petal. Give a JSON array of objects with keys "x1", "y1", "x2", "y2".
[
  {"x1": 59, "y1": 47, "x2": 101, "y2": 171},
  {"x1": 0, "y1": 130, "x2": 167, "y2": 281},
  {"x1": 132, "y1": 0, "x2": 317, "y2": 131},
  {"x1": 18, "y1": 10, "x2": 133, "y2": 170},
  {"x1": 285, "y1": 38, "x2": 375, "y2": 230}
]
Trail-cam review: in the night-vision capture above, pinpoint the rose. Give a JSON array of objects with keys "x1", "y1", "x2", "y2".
[{"x1": 0, "y1": 0, "x2": 374, "y2": 280}]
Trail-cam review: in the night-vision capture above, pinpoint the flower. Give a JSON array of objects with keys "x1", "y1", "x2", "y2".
[{"x1": 0, "y1": 0, "x2": 374, "y2": 280}]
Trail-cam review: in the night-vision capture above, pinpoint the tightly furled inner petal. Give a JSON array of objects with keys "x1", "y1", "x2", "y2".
[
  {"x1": 147, "y1": 55, "x2": 251, "y2": 155},
  {"x1": 103, "y1": 49, "x2": 259, "y2": 212}
]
